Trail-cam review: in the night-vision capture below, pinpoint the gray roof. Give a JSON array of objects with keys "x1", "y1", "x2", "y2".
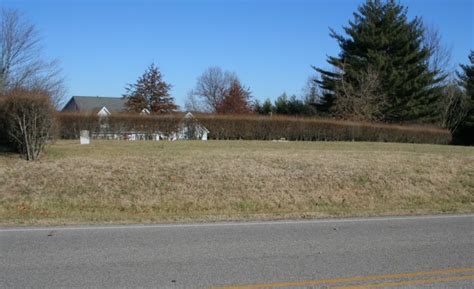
[{"x1": 64, "y1": 96, "x2": 126, "y2": 112}]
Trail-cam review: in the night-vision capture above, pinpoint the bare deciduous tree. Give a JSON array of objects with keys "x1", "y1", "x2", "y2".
[
  {"x1": 441, "y1": 82, "x2": 468, "y2": 132},
  {"x1": 334, "y1": 65, "x2": 387, "y2": 121},
  {"x1": 190, "y1": 66, "x2": 238, "y2": 112},
  {"x1": 423, "y1": 24, "x2": 453, "y2": 84},
  {"x1": 300, "y1": 76, "x2": 319, "y2": 115},
  {"x1": 1, "y1": 8, "x2": 65, "y2": 107},
  {"x1": 184, "y1": 91, "x2": 205, "y2": 112}
]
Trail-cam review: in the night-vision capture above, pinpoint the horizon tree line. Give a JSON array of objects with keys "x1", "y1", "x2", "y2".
[{"x1": 1, "y1": 1, "x2": 472, "y2": 145}]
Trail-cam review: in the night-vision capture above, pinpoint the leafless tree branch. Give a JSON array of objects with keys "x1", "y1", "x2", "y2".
[
  {"x1": 423, "y1": 23, "x2": 453, "y2": 83},
  {"x1": 334, "y1": 64, "x2": 387, "y2": 121},
  {"x1": 1, "y1": 8, "x2": 66, "y2": 108},
  {"x1": 191, "y1": 66, "x2": 238, "y2": 112}
]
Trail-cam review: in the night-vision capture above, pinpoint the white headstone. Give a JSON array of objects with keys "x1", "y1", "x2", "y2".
[{"x1": 80, "y1": 130, "x2": 90, "y2": 145}]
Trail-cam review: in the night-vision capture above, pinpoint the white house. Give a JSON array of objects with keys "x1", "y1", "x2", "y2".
[
  {"x1": 122, "y1": 112, "x2": 208, "y2": 141},
  {"x1": 62, "y1": 96, "x2": 209, "y2": 141},
  {"x1": 168, "y1": 112, "x2": 209, "y2": 141}
]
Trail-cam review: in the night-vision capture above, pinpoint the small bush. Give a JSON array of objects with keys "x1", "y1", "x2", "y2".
[
  {"x1": 55, "y1": 112, "x2": 451, "y2": 144},
  {"x1": 1, "y1": 88, "x2": 55, "y2": 160}
]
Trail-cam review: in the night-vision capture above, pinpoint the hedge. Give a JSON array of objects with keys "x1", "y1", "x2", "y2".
[
  {"x1": 56, "y1": 113, "x2": 182, "y2": 139},
  {"x1": 56, "y1": 112, "x2": 451, "y2": 144}
]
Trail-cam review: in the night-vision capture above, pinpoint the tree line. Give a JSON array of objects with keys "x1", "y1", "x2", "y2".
[
  {"x1": 124, "y1": 65, "x2": 253, "y2": 115},
  {"x1": 1, "y1": 0, "x2": 473, "y2": 162},
  {"x1": 122, "y1": 0, "x2": 472, "y2": 144}
]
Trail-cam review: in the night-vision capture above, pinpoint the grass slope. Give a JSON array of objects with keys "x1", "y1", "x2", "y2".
[{"x1": 0, "y1": 140, "x2": 473, "y2": 225}]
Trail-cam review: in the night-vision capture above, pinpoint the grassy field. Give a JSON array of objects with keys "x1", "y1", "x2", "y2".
[{"x1": 0, "y1": 140, "x2": 473, "y2": 226}]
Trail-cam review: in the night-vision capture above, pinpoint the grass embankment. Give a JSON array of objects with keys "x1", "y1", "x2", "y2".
[{"x1": 0, "y1": 140, "x2": 472, "y2": 225}]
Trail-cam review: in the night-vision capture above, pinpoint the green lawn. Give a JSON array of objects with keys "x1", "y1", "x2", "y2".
[{"x1": 0, "y1": 140, "x2": 472, "y2": 226}]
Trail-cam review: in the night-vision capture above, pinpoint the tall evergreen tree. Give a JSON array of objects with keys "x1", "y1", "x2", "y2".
[
  {"x1": 274, "y1": 93, "x2": 289, "y2": 115},
  {"x1": 253, "y1": 99, "x2": 263, "y2": 114},
  {"x1": 255, "y1": 98, "x2": 274, "y2": 115},
  {"x1": 261, "y1": 98, "x2": 274, "y2": 115},
  {"x1": 287, "y1": 95, "x2": 306, "y2": 115},
  {"x1": 123, "y1": 63, "x2": 177, "y2": 113},
  {"x1": 458, "y1": 51, "x2": 474, "y2": 100},
  {"x1": 314, "y1": 0, "x2": 441, "y2": 122},
  {"x1": 453, "y1": 51, "x2": 474, "y2": 145}
]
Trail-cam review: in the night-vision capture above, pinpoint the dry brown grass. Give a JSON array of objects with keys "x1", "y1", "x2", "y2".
[{"x1": 0, "y1": 140, "x2": 472, "y2": 226}]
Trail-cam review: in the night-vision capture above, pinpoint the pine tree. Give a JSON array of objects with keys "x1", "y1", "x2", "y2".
[
  {"x1": 253, "y1": 99, "x2": 263, "y2": 114},
  {"x1": 261, "y1": 98, "x2": 274, "y2": 115},
  {"x1": 287, "y1": 95, "x2": 306, "y2": 115},
  {"x1": 459, "y1": 51, "x2": 474, "y2": 100},
  {"x1": 274, "y1": 93, "x2": 289, "y2": 115},
  {"x1": 123, "y1": 63, "x2": 177, "y2": 113},
  {"x1": 314, "y1": 0, "x2": 441, "y2": 122},
  {"x1": 453, "y1": 51, "x2": 474, "y2": 145}
]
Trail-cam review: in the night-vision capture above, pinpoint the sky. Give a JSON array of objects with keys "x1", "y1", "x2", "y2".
[{"x1": 3, "y1": 0, "x2": 473, "y2": 108}]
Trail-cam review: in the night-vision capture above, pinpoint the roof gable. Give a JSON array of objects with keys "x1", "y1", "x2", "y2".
[
  {"x1": 97, "y1": 106, "x2": 111, "y2": 116},
  {"x1": 181, "y1": 112, "x2": 209, "y2": 133}
]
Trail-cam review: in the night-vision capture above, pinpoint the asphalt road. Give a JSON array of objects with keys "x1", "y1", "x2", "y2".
[{"x1": 1, "y1": 215, "x2": 473, "y2": 289}]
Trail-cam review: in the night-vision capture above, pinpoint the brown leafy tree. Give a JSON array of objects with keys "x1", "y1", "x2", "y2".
[
  {"x1": 216, "y1": 79, "x2": 252, "y2": 114},
  {"x1": 124, "y1": 63, "x2": 177, "y2": 113}
]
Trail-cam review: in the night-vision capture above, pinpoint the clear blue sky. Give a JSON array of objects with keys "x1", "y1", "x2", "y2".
[{"x1": 3, "y1": 0, "x2": 473, "y2": 108}]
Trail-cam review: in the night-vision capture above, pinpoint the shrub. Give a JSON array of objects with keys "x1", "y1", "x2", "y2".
[
  {"x1": 107, "y1": 113, "x2": 181, "y2": 135},
  {"x1": 56, "y1": 112, "x2": 182, "y2": 139},
  {"x1": 55, "y1": 112, "x2": 451, "y2": 144},
  {"x1": 56, "y1": 112, "x2": 99, "y2": 139},
  {"x1": 196, "y1": 115, "x2": 450, "y2": 144},
  {"x1": 1, "y1": 88, "x2": 55, "y2": 160}
]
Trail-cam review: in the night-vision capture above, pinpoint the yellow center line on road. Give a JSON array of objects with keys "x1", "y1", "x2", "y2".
[
  {"x1": 333, "y1": 274, "x2": 474, "y2": 289},
  {"x1": 210, "y1": 267, "x2": 474, "y2": 289}
]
